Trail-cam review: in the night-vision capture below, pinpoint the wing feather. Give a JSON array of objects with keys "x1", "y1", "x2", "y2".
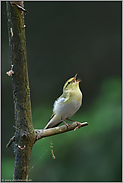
[{"x1": 54, "y1": 92, "x2": 70, "y2": 107}]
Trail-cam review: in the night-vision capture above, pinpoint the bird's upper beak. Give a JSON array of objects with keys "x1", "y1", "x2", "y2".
[{"x1": 73, "y1": 74, "x2": 77, "y2": 82}]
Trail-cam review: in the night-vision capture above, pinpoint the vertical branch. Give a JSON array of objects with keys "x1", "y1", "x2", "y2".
[{"x1": 6, "y1": 1, "x2": 35, "y2": 181}]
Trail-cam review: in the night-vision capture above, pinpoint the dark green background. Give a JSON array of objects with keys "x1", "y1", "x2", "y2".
[{"x1": 2, "y1": 1, "x2": 121, "y2": 182}]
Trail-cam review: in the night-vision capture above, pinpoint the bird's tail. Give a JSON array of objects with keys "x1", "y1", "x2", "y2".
[{"x1": 44, "y1": 114, "x2": 62, "y2": 129}]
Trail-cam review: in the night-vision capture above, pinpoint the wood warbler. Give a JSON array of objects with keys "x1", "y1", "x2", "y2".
[{"x1": 44, "y1": 74, "x2": 82, "y2": 129}]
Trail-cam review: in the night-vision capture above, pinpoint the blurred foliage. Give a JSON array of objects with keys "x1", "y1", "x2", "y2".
[{"x1": 2, "y1": 1, "x2": 121, "y2": 182}]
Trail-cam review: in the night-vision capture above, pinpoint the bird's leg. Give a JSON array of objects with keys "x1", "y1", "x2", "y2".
[
  {"x1": 66, "y1": 118, "x2": 75, "y2": 122},
  {"x1": 66, "y1": 118, "x2": 81, "y2": 131},
  {"x1": 61, "y1": 119, "x2": 70, "y2": 128}
]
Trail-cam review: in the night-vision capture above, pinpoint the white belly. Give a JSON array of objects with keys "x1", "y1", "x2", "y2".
[{"x1": 53, "y1": 98, "x2": 81, "y2": 120}]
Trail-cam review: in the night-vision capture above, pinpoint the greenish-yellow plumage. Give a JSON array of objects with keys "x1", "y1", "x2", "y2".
[{"x1": 44, "y1": 74, "x2": 82, "y2": 129}]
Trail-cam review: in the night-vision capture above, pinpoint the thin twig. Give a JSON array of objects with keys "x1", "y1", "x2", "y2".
[
  {"x1": 10, "y1": 2, "x2": 27, "y2": 12},
  {"x1": 6, "y1": 136, "x2": 15, "y2": 147},
  {"x1": 34, "y1": 121, "x2": 88, "y2": 142},
  {"x1": 15, "y1": 3, "x2": 27, "y2": 12}
]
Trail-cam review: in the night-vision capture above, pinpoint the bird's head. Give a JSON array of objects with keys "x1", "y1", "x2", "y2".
[{"x1": 63, "y1": 74, "x2": 81, "y2": 92}]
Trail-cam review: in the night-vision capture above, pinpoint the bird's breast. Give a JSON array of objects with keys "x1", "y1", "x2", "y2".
[{"x1": 53, "y1": 89, "x2": 82, "y2": 120}]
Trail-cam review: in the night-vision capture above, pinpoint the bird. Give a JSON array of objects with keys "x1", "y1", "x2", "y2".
[{"x1": 44, "y1": 74, "x2": 82, "y2": 130}]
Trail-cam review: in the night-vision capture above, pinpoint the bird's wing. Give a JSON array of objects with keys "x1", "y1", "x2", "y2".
[
  {"x1": 53, "y1": 92, "x2": 70, "y2": 113},
  {"x1": 55, "y1": 92, "x2": 70, "y2": 105},
  {"x1": 44, "y1": 93, "x2": 70, "y2": 129}
]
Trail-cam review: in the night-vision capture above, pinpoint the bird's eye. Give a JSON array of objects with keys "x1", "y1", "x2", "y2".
[{"x1": 65, "y1": 81, "x2": 71, "y2": 88}]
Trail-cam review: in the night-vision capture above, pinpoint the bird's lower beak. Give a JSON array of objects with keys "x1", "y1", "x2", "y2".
[{"x1": 77, "y1": 79, "x2": 81, "y2": 83}]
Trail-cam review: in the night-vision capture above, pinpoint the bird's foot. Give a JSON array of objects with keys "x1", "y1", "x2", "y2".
[
  {"x1": 66, "y1": 118, "x2": 81, "y2": 131},
  {"x1": 74, "y1": 122, "x2": 82, "y2": 131}
]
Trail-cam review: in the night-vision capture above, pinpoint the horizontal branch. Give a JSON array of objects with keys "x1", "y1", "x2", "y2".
[
  {"x1": 34, "y1": 121, "x2": 88, "y2": 142},
  {"x1": 6, "y1": 122, "x2": 88, "y2": 147}
]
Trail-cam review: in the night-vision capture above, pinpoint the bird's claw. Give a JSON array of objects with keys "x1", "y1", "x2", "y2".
[{"x1": 74, "y1": 122, "x2": 81, "y2": 131}]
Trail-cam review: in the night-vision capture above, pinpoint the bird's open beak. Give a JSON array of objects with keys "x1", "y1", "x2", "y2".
[{"x1": 73, "y1": 74, "x2": 77, "y2": 82}]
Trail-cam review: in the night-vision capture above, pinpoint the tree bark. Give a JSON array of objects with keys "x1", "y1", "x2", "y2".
[{"x1": 6, "y1": 1, "x2": 35, "y2": 181}]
